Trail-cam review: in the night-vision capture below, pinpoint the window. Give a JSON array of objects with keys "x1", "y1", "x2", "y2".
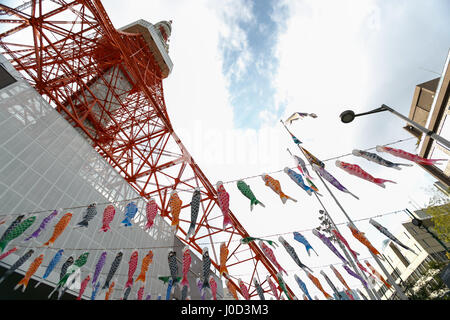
[{"x1": 417, "y1": 90, "x2": 434, "y2": 111}]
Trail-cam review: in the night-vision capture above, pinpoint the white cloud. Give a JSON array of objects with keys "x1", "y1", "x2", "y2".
[
  {"x1": 214, "y1": 0, "x2": 254, "y2": 81},
  {"x1": 100, "y1": 0, "x2": 445, "y2": 300}
]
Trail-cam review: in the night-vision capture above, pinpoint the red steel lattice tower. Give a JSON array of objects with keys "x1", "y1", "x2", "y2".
[{"x1": 0, "y1": 0, "x2": 295, "y2": 299}]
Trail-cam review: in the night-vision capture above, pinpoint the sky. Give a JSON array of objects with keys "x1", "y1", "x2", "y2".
[
  {"x1": 98, "y1": 0, "x2": 450, "y2": 300},
  {"x1": 1, "y1": 0, "x2": 447, "y2": 300}
]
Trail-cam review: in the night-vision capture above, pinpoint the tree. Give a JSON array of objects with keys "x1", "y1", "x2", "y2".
[
  {"x1": 422, "y1": 185, "x2": 450, "y2": 246},
  {"x1": 425, "y1": 202, "x2": 450, "y2": 244}
]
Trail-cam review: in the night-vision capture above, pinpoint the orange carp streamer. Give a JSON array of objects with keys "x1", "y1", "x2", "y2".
[
  {"x1": 348, "y1": 223, "x2": 381, "y2": 257},
  {"x1": 135, "y1": 251, "x2": 153, "y2": 284},
  {"x1": 168, "y1": 191, "x2": 182, "y2": 230},
  {"x1": 14, "y1": 254, "x2": 44, "y2": 292},
  {"x1": 307, "y1": 271, "x2": 332, "y2": 300},
  {"x1": 261, "y1": 174, "x2": 297, "y2": 204},
  {"x1": 219, "y1": 243, "x2": 229, "y2": 276},
  {"x1": 43, "y1": 213, "x2": 72, "y2": 246},
  {"x1": 226, "y1": 279, "x2": 239, "y2": 300}
]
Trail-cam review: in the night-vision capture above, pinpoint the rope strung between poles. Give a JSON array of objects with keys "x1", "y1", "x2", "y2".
[{"x1": 0, "y1": 136, "x2": 417, "y2": 219}]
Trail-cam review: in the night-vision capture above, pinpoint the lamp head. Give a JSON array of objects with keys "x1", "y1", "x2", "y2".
[
  {"x1": 412, "y1": 218, "x2": 423, "y2": 227},
  {"x1": 340, "y1": 110, "x2": 356, "y2": 123}
]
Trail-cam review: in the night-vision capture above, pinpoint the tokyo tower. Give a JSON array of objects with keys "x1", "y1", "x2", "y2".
[{"x1": 0, "y1": 0, "x2": 295, "y2": 299}]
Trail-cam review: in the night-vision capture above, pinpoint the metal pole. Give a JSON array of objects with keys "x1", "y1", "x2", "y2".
[
  {"x1": 315, "y1": 169, "x2": 409, "y2": 300},
  {"x1": 381, "y1": 104, "x2": 450, "y2": 150},
  {"x1": 313, "y1": 193, "x2": 381, "y2": 300},
  {"x1": 280, "y1": 120, "x2": 408, "y2": 300},
  {"x1": 382, "y1": 253, "x2": 406, "y2": 288}
]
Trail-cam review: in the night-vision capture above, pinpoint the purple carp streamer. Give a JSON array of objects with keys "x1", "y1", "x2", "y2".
[
  {"x1": 25, "y1": 210, "x2": 58, "y2": 241},
  {"x1": 92, "y1": 251, "x2": 107, "y2": 284},
  {"x1": 343, "y1": 264, "x2": 368, "y2": 289},
  {"x1": 312, "y1": 164, "x2": 359, "y2": 199},
  {"x1": 312, "y1": 229, "x2": 348, "y2": 265}
]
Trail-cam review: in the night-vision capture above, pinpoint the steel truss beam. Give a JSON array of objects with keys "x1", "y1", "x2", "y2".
[{"x1": 0, "y1": 0, "x2": 295, "y2": 300}]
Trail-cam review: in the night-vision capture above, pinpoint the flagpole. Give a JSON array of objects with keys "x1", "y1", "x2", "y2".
[
  {"x1": 312, "y1": 189, "x2": 381, "y2": 300},
  {"x1": 308, "y1": 157, "x2": 409, "y2": 301},
  {"x1": 279, "y1": 120, "x2": 409, "y2": 300},
  {"x1": 280, "y1": 120, "x2": 380, "y2": 300}
]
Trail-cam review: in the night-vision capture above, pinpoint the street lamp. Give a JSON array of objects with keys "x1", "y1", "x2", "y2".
[{"x1": 340, "y1": 104, "x2": 450, "y2": 150}]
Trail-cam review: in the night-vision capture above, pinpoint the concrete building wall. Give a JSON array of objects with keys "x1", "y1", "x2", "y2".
[
  {"x1": 404, "y1": 51, "x2": 450, "y2": 189},
  {"x1": 373, "y1": 212, "x2": 449, "y2": 299},
  {"x1": 0, "y1": 54, "x2": 176, "y2": 300},
  {"x1": 171, "y1": 236, "x2": 224, "y2": 300}
]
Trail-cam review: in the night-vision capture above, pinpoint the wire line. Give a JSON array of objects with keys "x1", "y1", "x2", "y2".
[
  {"x1": 5, "y1": 209, "x2": 408, "y2": 252},
  {"x1": 0, "y1": 136, "x2": 417, "y2": 219}
]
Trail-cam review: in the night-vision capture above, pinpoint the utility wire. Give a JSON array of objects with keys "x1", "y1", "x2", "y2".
[
  {"x1": 0, "y1": 136, "x2": 417, "y2": 219},
  {"x1": 4, "y1": 209, "x2": 408, "y2": 252}
]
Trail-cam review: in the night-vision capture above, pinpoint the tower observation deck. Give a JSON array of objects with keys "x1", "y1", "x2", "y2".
[{"x1": 0, "y1": 0, "x2": 295, "y2": 300}]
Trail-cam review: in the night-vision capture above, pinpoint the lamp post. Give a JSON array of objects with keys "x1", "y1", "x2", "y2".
[{"x1": 340, "y1": 104, "x2": 450, "y2": 150}]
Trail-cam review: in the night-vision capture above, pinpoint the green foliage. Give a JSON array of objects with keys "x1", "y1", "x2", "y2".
[
  {"x1": 425, "y1": 202, "x2": 450, "y2": 243},
  {"x1": 404, "y1": 260, "x2": 450, "y2": 300}
]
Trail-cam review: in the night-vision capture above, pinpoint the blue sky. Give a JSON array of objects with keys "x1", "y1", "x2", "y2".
[
  {"x1": 2, "y1": 0, "x2": 447, "y2": 300},
  {"x1": 219, "y1": 0, "x2": 289, "y2": 129},
  {"x1": 103, "y1": 0, "x2": 450, "y2": 300},
  {"x1": 215, "y1": 0, "x2": 450, "y2": 134}
]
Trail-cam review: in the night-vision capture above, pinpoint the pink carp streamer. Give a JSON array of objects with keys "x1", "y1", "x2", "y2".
[
  {"x1": 335, "y1": 160, "x2": 396, "y2": 188},
  {"x1": 376, "y1": 145, "x2": 446, "y2": 166},
  {"x1": 216, "y1": 182, "x2": 232, "y2": 229}
]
